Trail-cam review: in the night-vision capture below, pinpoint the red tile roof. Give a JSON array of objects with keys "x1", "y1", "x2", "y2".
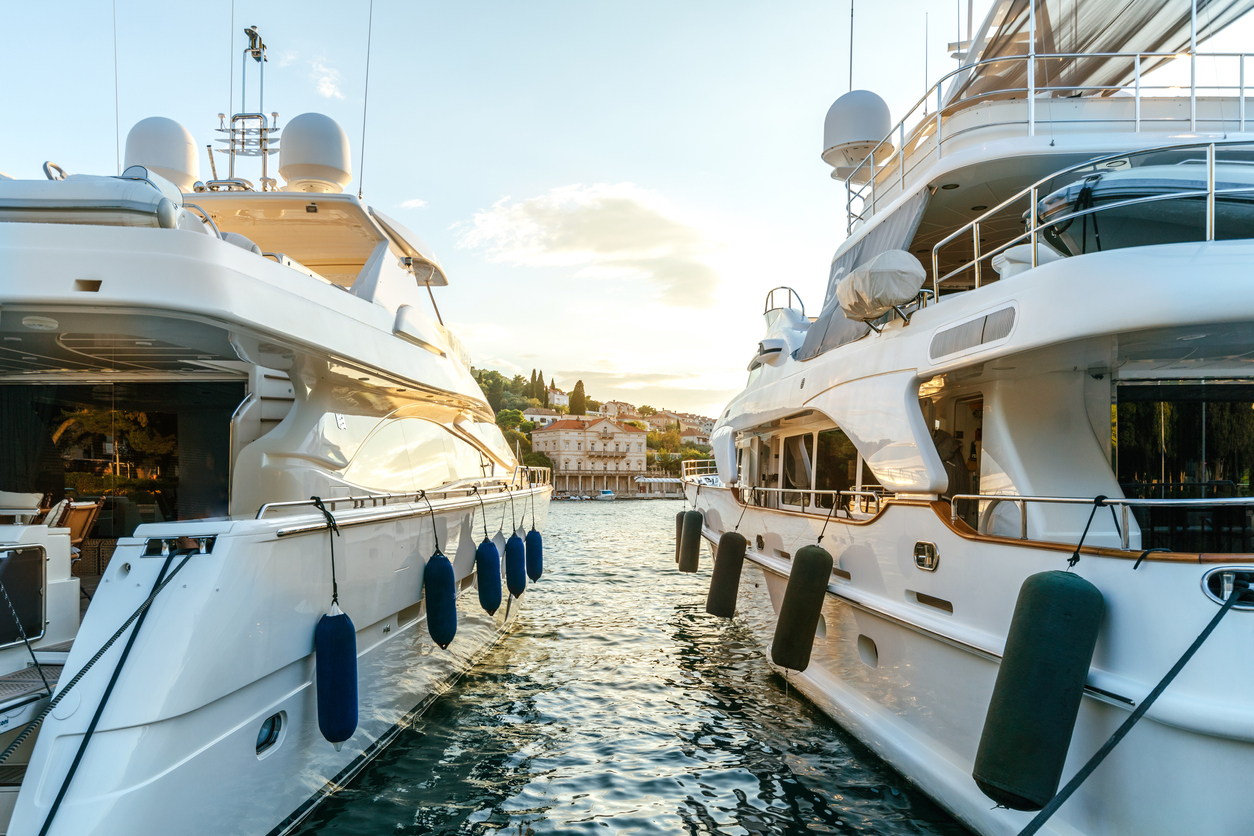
[{"x1": 532, "y1": 417, "x2": 646, "y2": 434}]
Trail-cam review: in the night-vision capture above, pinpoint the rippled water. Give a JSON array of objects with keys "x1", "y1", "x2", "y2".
[{"x1": 295, "y1": 500, "x2": 969, "y2": 835}]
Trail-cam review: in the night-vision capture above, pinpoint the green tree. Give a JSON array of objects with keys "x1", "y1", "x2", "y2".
[
  {"x1": 570, "y1": 380, "x2": 587, "y2": 415},
  {"x1": 486, "y1": 377, "x2": 504, "y2": 412},
  {"x1": 530, "y1": 369, "x2": 537, "y2": 399},
  {"x1": 539, "y1": 370, "x2": 548, "y2": 405},
  {"x1": 495, "y1": 409, "x2": 524, "y2": 430},
  {"x1": 523, "y1": 451, "x2": 553, "y2": 470},
  {"x1": 638, "y1": 405, "x2": 657, "y2": 416},
  {"x1": 502, "y1": 428, "x2": 532, "y2": 456},
  {"x1": 587, "y1": 398, "x2": 601, "y2": 413}
]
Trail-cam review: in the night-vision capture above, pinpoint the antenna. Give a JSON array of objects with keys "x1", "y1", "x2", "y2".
[
  {"x1": 849, "y1": 0, "x2": 855, "y2": 92},
  {"x1": 112, "y1": 0, "x2": 120, "y2": 175},
  {"x1": 359, "y1": 0, "x2": 375, "y2": 200},
  {"x1": 241, "y1": 25, "x2": 267, "y2": 114}
]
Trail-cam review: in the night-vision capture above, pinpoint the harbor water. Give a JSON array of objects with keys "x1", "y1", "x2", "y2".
[{"x1": 294, "y1": 500, "x2": 969, "y2": 835}]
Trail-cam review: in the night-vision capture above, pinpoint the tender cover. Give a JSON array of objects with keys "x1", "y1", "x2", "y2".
[
  {"x1": 0, "y1": 174, "x2": 171, "y2": 227},
  {"x1": 835, "y1": 249, "x2": 927, "y2": 321}
]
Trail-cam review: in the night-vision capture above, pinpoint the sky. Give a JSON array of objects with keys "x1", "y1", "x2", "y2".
[{"x1": 3, "y1": 1, "x2": 1252, "y2": 417}]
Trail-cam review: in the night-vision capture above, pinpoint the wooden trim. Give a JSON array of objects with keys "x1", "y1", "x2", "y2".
[{"x1": 929, "y1": 501, "x2": 1254, "y2": 564}]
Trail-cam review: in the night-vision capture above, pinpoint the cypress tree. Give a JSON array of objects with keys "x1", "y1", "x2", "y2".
[{"x1": 571, "y1": 380, "x2": 587, "y2": 416}]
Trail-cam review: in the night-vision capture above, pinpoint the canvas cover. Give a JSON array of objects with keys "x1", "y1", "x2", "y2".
[{"x1": 836, "y1": 249, "x2": 928, "y2": 322}]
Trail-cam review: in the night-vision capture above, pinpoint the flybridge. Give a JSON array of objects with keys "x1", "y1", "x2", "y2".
[{"x1": 828, "y1": 0, "x2": 1254, "y2": 234}]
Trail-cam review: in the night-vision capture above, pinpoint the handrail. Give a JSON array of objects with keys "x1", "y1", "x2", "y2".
[
  {"x1": 843, "y1": 50, "x2": 1254, "y2": 233},
  {"x1": 763, "y1": 287, "x2": 805, "y2": 315},
  {"x1": 930, "y1": 138, "x2": 1254, "y2": 298},
  {"x1": 951, "y1": 492, "x2": 1254, "y2": 550},
  {"x1": 741, "y1": 485, "x2": 885, "y2": 517},
  {"x1": 680, "y1": 459, "x2": 719, "y2": 478},
  {"x1": 254, "y1": 471, "x2": 550, "y2": 520}
]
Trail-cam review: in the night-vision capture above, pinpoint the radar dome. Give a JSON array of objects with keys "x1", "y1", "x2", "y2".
[
  {"x1": 822, "y1": 90, "x2": 893, "y2": 183},
  {"x1": 279, "y1": 113, "x2": 352, "y2": 194},
  {"x1": 124, "y1": 117, "x2": 200, "y2": 191}
]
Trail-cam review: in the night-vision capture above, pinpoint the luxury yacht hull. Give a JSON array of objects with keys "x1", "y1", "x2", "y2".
[
  {"x1": 688, "y1": 486, "x2": 1254, "y2": 836},
  {"x1": 5, "y1": 490, "x2": 548, "y2": 836}
]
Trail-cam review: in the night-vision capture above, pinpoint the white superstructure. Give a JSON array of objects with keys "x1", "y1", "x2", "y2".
[
  {"x1": 687, "y1": 1, "x2": 1254, "y2": 834},
  {"x1": 0, "y1": 28, "x2": 548, "y2": 836}
]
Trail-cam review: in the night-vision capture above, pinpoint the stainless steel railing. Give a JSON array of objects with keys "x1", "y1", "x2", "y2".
[
  {"x1": 951, "y1": 492, "x2": 1254, "y2": 550},
  {"x1": 255, "y1": 467, "x2": 550, "y2": 520},
  {"x1": 844, "y1": 50, "x2": 1254, "y2": 233},
  {"x1": 930, "y1": 138, "x2": 1254, "y2": 298},
  {"x1": 681, "y1": 459, "x2": 719, "y2": 479},
  {"x1": 739, "y1": 486, "x2": 885, "y2": 517}
]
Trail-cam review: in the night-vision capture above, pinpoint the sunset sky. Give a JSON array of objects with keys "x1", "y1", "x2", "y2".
[{"x1": 5, "y1": 1, "x2": 1251, "y2": 416}]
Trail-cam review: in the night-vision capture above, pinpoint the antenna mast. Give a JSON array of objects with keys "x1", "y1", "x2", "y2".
[{"x1": 849, "y1": 0, "x2": 855, "y2": 92}]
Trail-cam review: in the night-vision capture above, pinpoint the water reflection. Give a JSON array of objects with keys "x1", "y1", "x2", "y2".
[{"x1": 295, "y1": 500, "x2": 968, "y2": 835}]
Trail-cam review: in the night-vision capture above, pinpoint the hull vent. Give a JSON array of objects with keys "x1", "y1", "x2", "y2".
[{"x1": 930, "y1": 306, "x2": 1016, "y2": 360}]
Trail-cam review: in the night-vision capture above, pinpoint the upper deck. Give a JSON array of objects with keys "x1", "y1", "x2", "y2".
[{"x1": 845, "y1": 50, "x2": 1254, "y2": 234}]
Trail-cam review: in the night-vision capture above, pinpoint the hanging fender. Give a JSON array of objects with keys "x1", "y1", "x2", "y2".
[
  {"x1": 315, "y1": 603, "x2": 358, "y2": 749},
  {"x1": 525, "y1": 528, "x2": 544, "y2": 582},
  {"x1": 475, "y1": 539, "x2": 502, "y2": 616},
  {"x1": 505, "y1": 533, "x2": 527, "y2": 598},
  {"x1": 424, "y1": 552, "x2": 458, "y2": 649}
]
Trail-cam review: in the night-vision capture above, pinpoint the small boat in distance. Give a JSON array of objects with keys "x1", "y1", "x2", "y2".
[{"x1": 597, "y1": 490, "x2": 616, "y2": 501}]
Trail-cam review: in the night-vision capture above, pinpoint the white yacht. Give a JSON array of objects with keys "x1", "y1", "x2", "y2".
[
  {"x1": 684, "y1": 1, "x2": 1254, "y2": 834},
  {"x1": 0, "y1": 29, "x2": 547, "y2": 835}
]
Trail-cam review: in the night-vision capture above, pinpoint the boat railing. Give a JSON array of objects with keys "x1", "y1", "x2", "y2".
[
  {"x1": 930, "y1": 138, "x2": 1254, "y2": 298},
  {"x1": 845, "y1": 50, "x2": 1254, "y2": 232},
  {"x1": 681, "y1": 459, "x2": 719, "y2": 479},
  {"x1": 255, "y1": 471, "x2": 549, "y2": 520},
  {"x1": 763, "y1": 287, "x2": 805, "y2": 315},
  {"x1": 950, "y1": 492, "x2": 1254, "y2": 551},
  {"x1": 738, "y1": 486, "x2": 884, "y2": 517}
]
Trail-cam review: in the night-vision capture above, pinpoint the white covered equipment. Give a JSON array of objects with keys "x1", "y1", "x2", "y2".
[
  {"x1": 124, "y1": 117, "x2": 200, "y2": 191},
  {"x1": 835, "y1": 249, "x2": 927, "y2": 321}
]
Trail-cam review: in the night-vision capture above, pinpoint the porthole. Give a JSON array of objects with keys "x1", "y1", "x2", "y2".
[{"x1": 256, "y1": 712, "x2": 283, "y2": 756}]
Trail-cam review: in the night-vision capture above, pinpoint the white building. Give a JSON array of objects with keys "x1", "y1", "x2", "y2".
[
  {"x1": 603, "y1": 400, "x2": 636, "y2": 418},
  {"x1": 680, "y1": 428, "x2": 710, "y2": 446},
  {"x1": 547, "y1": 388, "x2": 569, "y2": 408},
  {"x1": 532, "y1": 417, "x2": 648, "y2": 494},
  {"x1": 522, "y1": 407, "x2": 559, "y2": 428}
]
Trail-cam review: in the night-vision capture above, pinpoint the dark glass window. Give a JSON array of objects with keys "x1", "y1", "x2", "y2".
[
  {"x1": 814, "y1": 429, "x2": 858, "y2": 510},
  {"x1": 782, "y1": 433, "x2": 814, "y2": 508},
  {"x1": 1116, "y1": 383, "x2": 1254, "y2": 552},
  {"x1": 0, "y1": 382, "x2": 244, "y2": 537}
]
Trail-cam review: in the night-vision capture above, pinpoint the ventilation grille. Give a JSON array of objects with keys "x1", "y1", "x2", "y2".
[{"x1": 930, "y1": 307, "x2": 1016, "y2": 360}]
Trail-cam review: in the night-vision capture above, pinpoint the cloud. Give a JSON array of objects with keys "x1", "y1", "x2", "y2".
[
  {"x1": 310, "y1": 61, "x2": 345, "y2": 100},
  {"x1": 458, "y1": 183, "x2": 720, "y2": 307},
  {"x1": 276, "y1": 50, "x2": 299, "y2": 68},
  {"x1": 400, "y1": 198, "x2": 427, "y2": 209}
]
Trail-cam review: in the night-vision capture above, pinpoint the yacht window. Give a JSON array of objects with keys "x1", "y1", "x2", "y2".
[
  {"x1": 1115, "y1": 382, "x2": 1254, "y2": 552},
  {"x1": 782, "y1": 433, "x2": 815, "y2": 508},
  {"x1": 0, "y1": 382, "x2": 243, "y2": 537},
  {"x1": 814, "y1": 428, "x2": 858, "y2": 510}
]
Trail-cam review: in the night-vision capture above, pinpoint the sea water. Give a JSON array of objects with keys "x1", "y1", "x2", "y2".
[{"x1": 294, "y1": 499, "x2": 969, "y2": 835}]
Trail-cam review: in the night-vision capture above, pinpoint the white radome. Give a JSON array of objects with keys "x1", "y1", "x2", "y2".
[
  {"x1": 822, "y1": 89, "x2": 893, "y2": 181},
  {"x1": 279, "y1": 112, "x2": 352, "y2": 193},
  {"x1": 124, "y1": 116, "x2": 200, "y2": 191}
]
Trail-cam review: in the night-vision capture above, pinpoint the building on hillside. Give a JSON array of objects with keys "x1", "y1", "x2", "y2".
[
  {"x1": 547, "y1": 388, "x2": 569, "y2": 408},
  {"x1": 523, "y1": 407, "x2": 559, "y2": 428},
  {"x1": 680, "y1": 428, "x2": 710, "y2": 446},
  {"x1": 602, "y1": 400, "x2": 636, "y2": 418},
  {"x1": 645, "y1": 413, "x2": 672, "y2": 432},
  {"x1": 531, "y1": 417, "x2": 648, "y2": 495}
]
